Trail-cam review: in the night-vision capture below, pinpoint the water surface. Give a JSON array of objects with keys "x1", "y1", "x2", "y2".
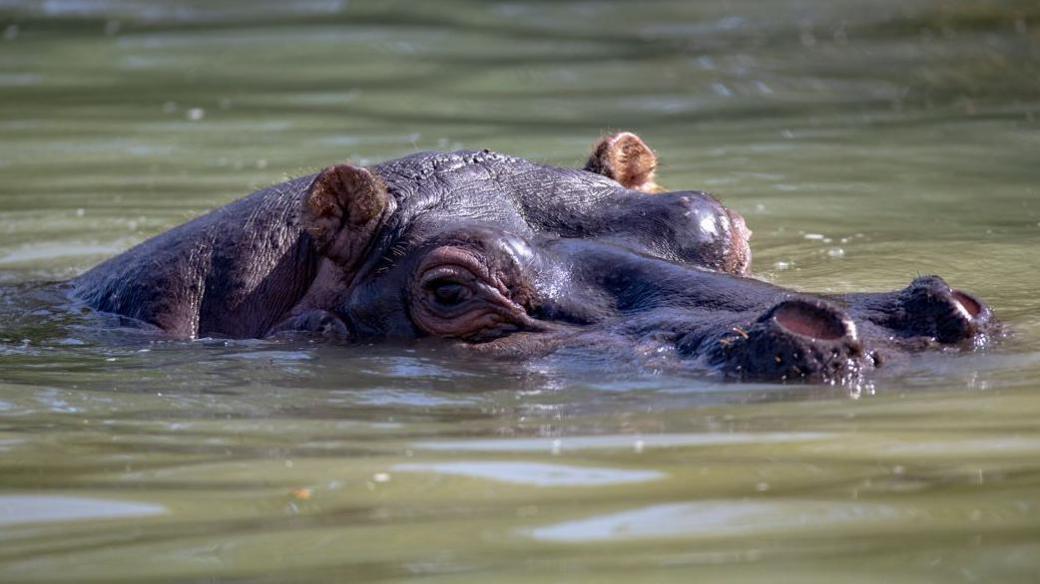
[{"x1": 1, "y1": 1, "x2": 1039, "y2": 582}]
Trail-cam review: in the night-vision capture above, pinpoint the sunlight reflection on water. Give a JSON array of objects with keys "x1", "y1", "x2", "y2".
[{"x1": 394, "y1": 461, "x2": 665, "y2": 487}]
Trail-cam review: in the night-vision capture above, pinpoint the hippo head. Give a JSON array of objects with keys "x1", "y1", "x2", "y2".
[{"x1": 294, "y1": 132, "x2": 996, "y2": 383}]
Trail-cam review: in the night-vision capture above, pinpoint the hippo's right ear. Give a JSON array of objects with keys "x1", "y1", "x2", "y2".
[
  {"x1": 584, "y1": 132, "x2": 661, "y2": 193},
  {"x1": 304, "y1": 163, "x2": 392, "y2": 268}
]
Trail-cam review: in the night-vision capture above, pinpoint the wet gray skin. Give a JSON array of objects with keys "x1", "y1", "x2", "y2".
[{"x1": 72, "y1": 133, "x2": 997, "y2": 383}]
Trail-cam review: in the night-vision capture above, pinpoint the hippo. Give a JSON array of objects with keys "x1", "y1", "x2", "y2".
[{"x1": 72, "y1": 132, "x2": 997, "y2": 383}]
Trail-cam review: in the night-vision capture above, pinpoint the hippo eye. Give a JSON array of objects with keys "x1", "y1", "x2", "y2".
[
  {"x1": 428, "y1": 279, "x2": 472, "y2": 307},
  {"x1": 411, "y1": 245, "x2": 533, "y2": 341}
]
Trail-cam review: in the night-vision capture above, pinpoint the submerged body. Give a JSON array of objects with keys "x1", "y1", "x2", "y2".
[{"x1": 73, "y1": 133, "x2": 996, "y2": 382}]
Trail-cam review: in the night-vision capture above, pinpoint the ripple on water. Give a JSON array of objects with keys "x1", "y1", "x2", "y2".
[
  {"x1": 393, "y1": 461, "x2": 665, "y2": 487},
  {"x1": 0, "y1": 243, "x2": 125, "y2": 266},
  {"x1": 0, "y1": 496, "x2": 165, "y2": 527},
  {"x1": 528, "y1": 500, "x2": 910, "y2": 543},
  {"x1": 223, "y1": 350, "x2": 315, "y2": 362},
  {"x1": 413, "y1": 432, "x2": 834, "y2": 453},
  {"x1": 0, "y1": 73, "x2": 43, "y2": 87}
]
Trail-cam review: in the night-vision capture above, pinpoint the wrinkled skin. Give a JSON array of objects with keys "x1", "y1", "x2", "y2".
[{"x1": 73, "y1": 132, "x2": 997, "y2": 383}]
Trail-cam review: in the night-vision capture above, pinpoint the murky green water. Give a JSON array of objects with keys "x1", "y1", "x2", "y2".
[{"x1": 1, "y1": 1, "x2": 1039, "y2": 582}]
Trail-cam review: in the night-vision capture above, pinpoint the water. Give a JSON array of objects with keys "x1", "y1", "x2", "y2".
[{"x1": 1, "y1": 0, "x2": 1039, "y2": 581}]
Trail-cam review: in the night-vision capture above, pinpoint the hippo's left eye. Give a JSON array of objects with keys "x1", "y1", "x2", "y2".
[
  {"x1": 410, "y1": 245, "x2": 534, "y2": 341},
  {"x1": 428, "y1": 279, "x2": 473, "y2": 307}
]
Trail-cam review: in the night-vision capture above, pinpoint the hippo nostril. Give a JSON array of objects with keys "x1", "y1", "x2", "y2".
[
  {"x1": 771, "y1": 300, "x2": 854, "y2": 341},
  {"x1": 709, "y1": 299, "x2": 864, "y2": 383},
  {"x1": 951, "y1": 290, "x2": 982, "y2": 319},
  {"x1": 901, "y1": 278, "x2": 991, "y2": 343}
]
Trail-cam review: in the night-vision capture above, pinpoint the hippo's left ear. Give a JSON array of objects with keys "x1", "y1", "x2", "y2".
[
  {"x1": 304, "y1": 163, "x2": 393, "y2": 269},
  {"x1": 584, "y1": 132, "x2": 661, "y2": 193}
]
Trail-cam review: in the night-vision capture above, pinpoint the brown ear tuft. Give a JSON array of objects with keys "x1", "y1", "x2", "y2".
[
  {"x1": 305, "y1": 163, "x2": 390, "y2": 264},
  {"x1": 584, "y1": 131, "x2": 661, "y2": 193}
]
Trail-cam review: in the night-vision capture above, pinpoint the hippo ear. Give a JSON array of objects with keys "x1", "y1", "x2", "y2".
[
  {"x1": 304, "y1": 163, "x2": 392, "y2": 268},
  {"x1": 584, "y1": 132, "x2": 661, "y2": 193}
]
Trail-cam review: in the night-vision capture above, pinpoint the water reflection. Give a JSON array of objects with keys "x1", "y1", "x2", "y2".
[
  {"x1": 414, "y1": 432, "x2": 834, "y2": 453},
  {"x1": 0, "y1": 495, "x2": 165, "y2": 526},
  {"x1": 528, "y1": 500, "x2": 908, "y2": 542},
  {"x1": 394, "y1": 461, "x2": 665, "y2": 487}
]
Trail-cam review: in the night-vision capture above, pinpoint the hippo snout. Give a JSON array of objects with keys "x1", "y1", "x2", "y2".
[
  {"x1": 900, "y1": 276, "x2": 993, "y2": 344},
  {"x1": 705, "y1": 298, "x2": 866, "y2": 383}
]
